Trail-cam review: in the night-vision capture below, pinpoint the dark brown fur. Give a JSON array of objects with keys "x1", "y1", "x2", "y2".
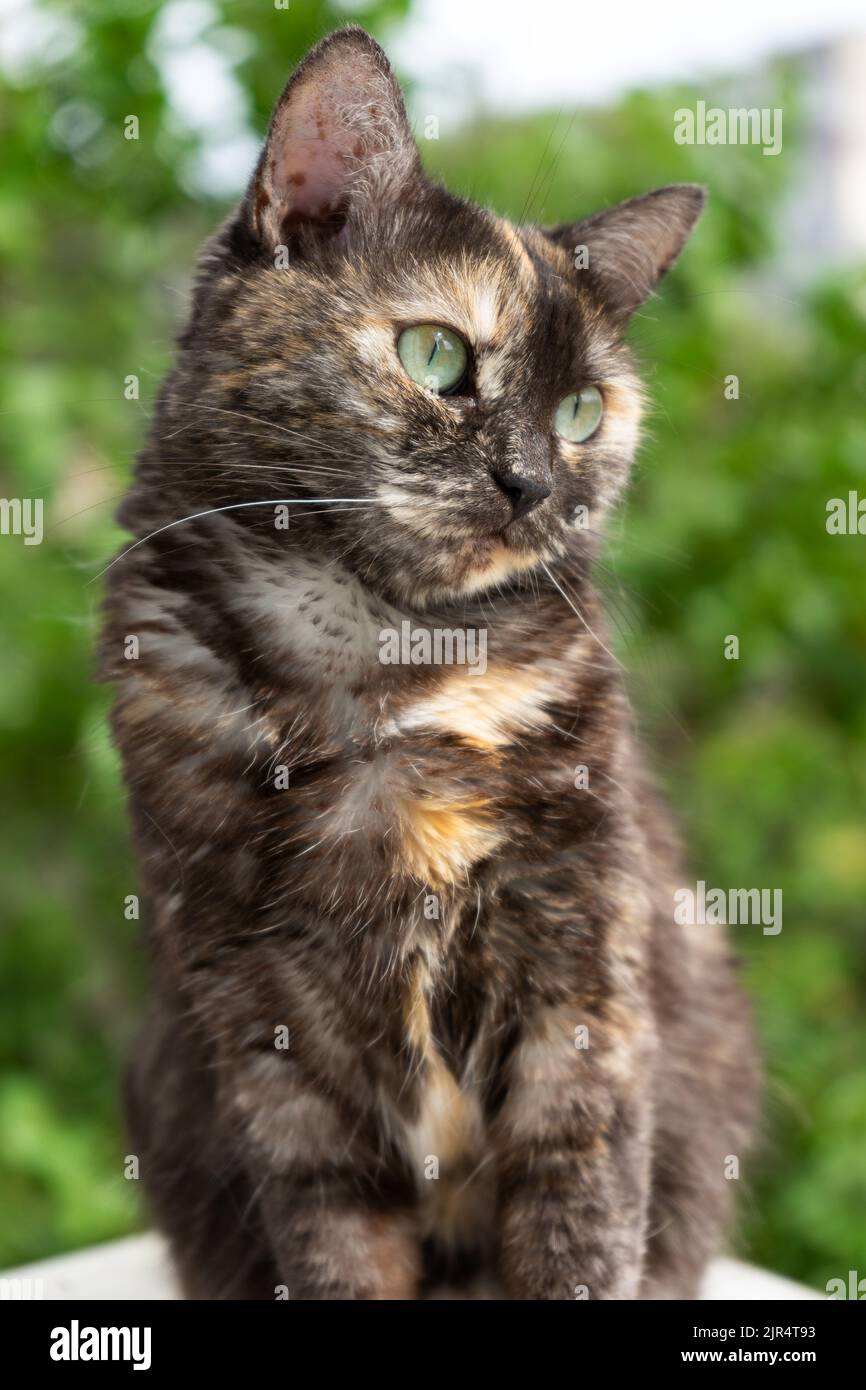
[{"x1": 100, "y1": 27, "x2": 759, "y2": 1299}]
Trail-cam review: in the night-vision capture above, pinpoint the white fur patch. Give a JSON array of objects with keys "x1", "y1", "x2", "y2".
[{"x1": 228, "y1": 552, "x2": 401, "y2": 683}]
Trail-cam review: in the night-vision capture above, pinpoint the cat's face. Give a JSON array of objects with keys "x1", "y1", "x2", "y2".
[{"x1": 172, "y1": 28, "x2": 704, "y2": 609}]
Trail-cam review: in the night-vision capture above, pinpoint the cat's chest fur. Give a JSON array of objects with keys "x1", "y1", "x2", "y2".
[
  {"x1": 227, "y1": 550, "x2": 577, "y2": 892},
  {"x1": 223, "y1": 551, "x2": 579, "y2": 1213}
]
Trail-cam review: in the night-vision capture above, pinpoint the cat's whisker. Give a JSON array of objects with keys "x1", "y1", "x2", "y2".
[
  {"x1": 160, "y1": 397, "x2": 346, "y2": 446},
  {"x1": 175, "y1": 456, "x2": 359, "y2": 477},
  {"x1": 162, "y1": 397, "x2": 393, "y2": 458},
  {"x1": 162, "y1": 417, "x2": 355, "y2": 462},
  {"x1": 241, "y1": 504, "x2": 377, "y2": 526},
  {"x1": 162, "y1": 412, "x2": 353, "y2": 461},
  {"x1": 540, "y1": 560, "x2": 623, "y2": 670},
  {"x1": 50, "y1": 493, "x2": 128, "y2": 530},
  {"x1": 88, "y1": 497, "x2": 382, "y2": 583}
]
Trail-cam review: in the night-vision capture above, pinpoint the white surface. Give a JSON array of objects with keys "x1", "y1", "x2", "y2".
[
  {"x1": 0, "y1": 1235, "x2": 179, "y2": 1302},
  {"x1": 701, "y1": 1257, "x2": 821, "y2": 1301},
  {"x1": 0, "y1": 1234, "x2": 821, "y2": 1301}
]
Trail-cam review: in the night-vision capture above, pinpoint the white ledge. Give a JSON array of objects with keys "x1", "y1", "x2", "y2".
[{"x1": 0, "y1": 1234, "x2": 821, "y2": 1301}]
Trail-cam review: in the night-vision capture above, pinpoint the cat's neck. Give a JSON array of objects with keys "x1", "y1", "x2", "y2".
[{"x1": 217, "y1": 539, "x2": 608, "y2": 704}]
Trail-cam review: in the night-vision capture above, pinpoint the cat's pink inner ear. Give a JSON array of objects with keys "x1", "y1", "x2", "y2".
[
  {"x1": 267, "y1": 84, "x2": 359, "y2": 224},
  {"x1": 253, "y1": 31, "x2": 419, "y2": 247}
]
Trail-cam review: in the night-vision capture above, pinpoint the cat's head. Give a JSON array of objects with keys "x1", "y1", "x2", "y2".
[{"x1": 169, "y1": 26, "x2": 704, "y2": 608}]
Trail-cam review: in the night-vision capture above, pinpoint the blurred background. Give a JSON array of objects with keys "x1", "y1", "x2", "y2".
[{"x1": 1, "y1": 0, "x2": 864, "y2": 1290}]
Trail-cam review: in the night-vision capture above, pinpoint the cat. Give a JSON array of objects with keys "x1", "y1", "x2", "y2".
[{"x1": 100, "y1": 26, "x2": 759, "y2": 1299}]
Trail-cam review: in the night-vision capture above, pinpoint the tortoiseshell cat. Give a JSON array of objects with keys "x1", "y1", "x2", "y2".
[{"x1": 101, "y1": 27, "x2": 759, "y2": 1299}]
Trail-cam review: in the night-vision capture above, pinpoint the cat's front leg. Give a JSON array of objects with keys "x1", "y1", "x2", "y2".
[
  {"x1": 494, "y1": 1002, "x2": 655, "y2": 1300},
  {"x1": 257, "y1": 1169, "x2": 420, "y2": 1301},
  {"x1": 225, "y1": 1045, "x2": 421, "y2": 1301}
]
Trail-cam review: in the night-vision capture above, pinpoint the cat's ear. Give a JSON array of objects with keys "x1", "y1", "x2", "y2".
[
  {"x1": 545, "y1": 185, "x2": 707, "y2": 319},
  {"x1": 248, "y1": 26, "x2": 421, "y2": 250}
]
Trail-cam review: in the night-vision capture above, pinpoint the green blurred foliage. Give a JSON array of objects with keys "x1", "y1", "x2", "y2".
[{"x1": 1, "y1": 2, "x2": 864, "y2": 1287}]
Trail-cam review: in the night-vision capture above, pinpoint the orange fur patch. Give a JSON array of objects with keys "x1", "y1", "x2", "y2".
[
  {"x1": 499, "y1": 219, "x2": 538, "y2": 287},
  {"x1": 363, "y1": 1211, "x2": 422, "y2": 1300},
  {"x1": 403, "y1": 962, "x2": 490, "y2": 1244},
  {"x1": 404, "y1": 963, "x2": 474, "y2": 1167},
  {"x1": 396, "y1": 795, "x2": 502, "y2": 887},
  {"x1": 461, "y1": 543, "x2": 540, "y2": 596}
]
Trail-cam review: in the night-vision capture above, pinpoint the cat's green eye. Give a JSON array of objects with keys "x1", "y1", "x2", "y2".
[
  {"x1": 554, "y1": 386, "x2": 603, "y2": 443},
  {"x1": 397, "y1": 324, "x2": 468, "y2": 394}
]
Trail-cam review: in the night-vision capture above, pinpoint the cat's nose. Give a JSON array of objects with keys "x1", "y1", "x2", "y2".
[{"x1": 492, "y1": 465, "x2": 552, "y2": 521}]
